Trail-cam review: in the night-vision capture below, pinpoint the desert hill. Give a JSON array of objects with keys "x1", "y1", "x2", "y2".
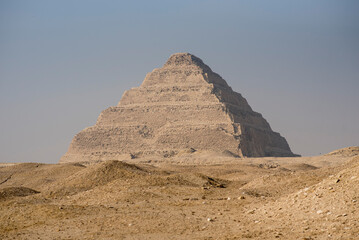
[
  {"x1": 326, "y1": 146, "x2": 359, "y2": 157},
  {"x1": 0, "y1": 147, "x2": 358, "y2": 239},
  {"x1": 243, "y1": 155, "x2": 359, "y2": 239}
]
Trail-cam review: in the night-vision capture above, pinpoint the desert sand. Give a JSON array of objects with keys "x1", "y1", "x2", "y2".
[{"x1": 1, "y1": 147, "x2": 358, "y2": 239}]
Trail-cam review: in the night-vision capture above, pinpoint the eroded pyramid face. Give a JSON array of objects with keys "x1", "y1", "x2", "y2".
[{"x1": 60, "y1": 53, "x2": 296, "y2": 163}]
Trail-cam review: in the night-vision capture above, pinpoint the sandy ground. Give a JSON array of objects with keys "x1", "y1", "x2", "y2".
[{"x1": 0, "y1": 149, "x2": 358, "y2": 239}]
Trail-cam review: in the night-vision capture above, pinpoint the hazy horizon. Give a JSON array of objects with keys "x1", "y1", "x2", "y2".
[{"x1": 1, "y1": 0, "x2": 358, "y2": 163}]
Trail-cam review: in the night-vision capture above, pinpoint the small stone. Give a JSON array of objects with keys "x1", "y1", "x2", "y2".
[
  {"x1": 207, "y1": 218, "x2": 214, "y2": 222},
  {"x1": 317, "y1": 210, "x2": 323, "y2": 214}
]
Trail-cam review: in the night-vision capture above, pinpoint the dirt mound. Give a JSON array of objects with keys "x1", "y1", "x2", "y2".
[
  {"x1": 240, "y1": 167, "x2": 332, "y2": 199},
  {"x1": 47, "y1": 160, "x2": 147, "y2": 196},
  {"x1": 0, "y1": 163, "x2": 85, "y2": 191},
  {"x1": 246, "y1": 156, "x2": 359, "y2": 239},
  {"x1": 326, "y1": 146, "x2": 359, "y2": 157},
  {"x1": 0, "y1": 187, "x2": 39, "y2": 200}
]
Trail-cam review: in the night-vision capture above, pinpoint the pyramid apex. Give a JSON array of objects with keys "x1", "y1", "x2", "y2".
[{"x1": 164, "y1": 52, "x2": 206, "y2": 68}]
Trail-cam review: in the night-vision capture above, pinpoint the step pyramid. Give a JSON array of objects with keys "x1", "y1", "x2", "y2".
[{"x1": 60, "y1": 53, "x2": 296, "y2": 163}]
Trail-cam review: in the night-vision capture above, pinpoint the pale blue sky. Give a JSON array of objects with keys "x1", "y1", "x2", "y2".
[{"x1": 1, "y1": 0, "x2": 358, "y2": 163}]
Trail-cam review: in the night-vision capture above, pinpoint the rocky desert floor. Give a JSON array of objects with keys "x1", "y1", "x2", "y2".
[{"x1": 1, "y1": 147, "x2": 359, "y2": 240}]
